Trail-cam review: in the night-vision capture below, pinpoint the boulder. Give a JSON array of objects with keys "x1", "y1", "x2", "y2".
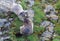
[
  {"x1": 4, "y1": 22, "x2": 11, "y2": 28},
  {"x1": 44, "y1": 4, "x2": 58, "y2": 21},
  {"x1": 44, "y1": 4, "x2": 55, "y2": 13},
  {"x1": 0, "y1": 19, "x2": 11, "y2": 34},
  {"x1": 50, "y1": 14, "x2": 58, "y2": 20},
  {"x1": 40, "y1": 20, "x2": 55, "y2": 32},
  {"x1": 0, "y1": 0, "x2": 16, "y2": 12},
  {"x1": 8, "y1": 18, "x2": 14, "y2": 22},
  {"x1": 40, "y1": 21, "x2": 51, "y2": 27},
  {"x1": 0, "y1": 0, "x2": 25, "y2": 21},
  {"x1": 41, "y1": 30, "x2": 53, "y2": 41},
  {"x1": 40, "y1": 21, "x2": 55, "y2": 41},
  {"x1": 0, "y1": 19, "x2": 7, "y2": 27},
  {"x1": 0, "y1": 31, "x2": 2, "y2": 35},
  {"x1": 1, "y1": 36, "x2": 10, "y2": 41}
]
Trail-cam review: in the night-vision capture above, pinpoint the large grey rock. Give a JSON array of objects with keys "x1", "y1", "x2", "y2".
[
  {"x1": 46, "y1": 26, "x2": 54, "y2": 33},
  {"x1": 0, "y1": 19, "x2": 11, "y2": 33},
  {"x1": 9, "y1": 1, "x2": 25, "y2": 21},
  {"x1": 0, "y1": 19, "x2": 7, "y2": 27},
  {"x1": 28, "y1": 0, "x2": 34, "y2": 7},
  {"x1": 42, "y1": 30, "x2": 52, "y2": 38},
  {"x1": 0, "y1": 21, "x2": 4, "y2": 27},
  {"x1": 11, "y1": 3, "x2": 24, "y2": 15},
  {"x1": 44, "y1": 4, "x2": 55, "y2": 16},
  {"x1": 49, "y1": 14, "x2": 58, "y2": 20},
  {"x1": 40, "y1": 21, "x2": 55, "y2": 41},
  {"x1": 44, "y1": 4, "x2": 55, "y2": 13},
  {"x1": 0, "y1": 0, "x2": 24, "y2": 21},
  {"x1": 0, "y1": 33, "x2": 10, "y2": 41},
  {"x1": 0, "y1": 32, "x2": 2, "y2": 35},
  {"x1": 1, "y1": 36, "x2": 10, "y2": 41},
  {"x1": 41, "y1": 30, "x2": 53, "y2": 41},
  {"x1": 40, "y1": 21, "x2": 51, "y2": 27},
  {"x1": 4, "y1": 22, "x2": 11, "y2": 28},
  {"x1": 0, "y1": 0, "x2": 23, "y2": 13},
  {"x1": 44, "y1": 4, "x2": 58, "y2": 21},
  {"x1": 0, "y1": 0, "x2": 16, "y2": 12},
  {"x1": 0, "y1": 38, "x2": 3, "y2": 41},
  {"x1": 8, "y1": 18, "x2": 14, "y2": 22},
  {"x1": 40, "y1": 21, "x2": 55, "y2": 32}
]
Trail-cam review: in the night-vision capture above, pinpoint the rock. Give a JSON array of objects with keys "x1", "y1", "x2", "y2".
[
  {"x1": 9, "y1": 18, "x2": 13, "y2": 21},
  {"x1": 50, "y1": 14, "x2": 58, "y2": 20},
  {"x1": 0, "y1": 19, "x2": 11, "y2": 28},
  {"x1": 8, "y1": 18, "x2": 14, "y2": 22},
  {"x1": 0, "y1": 19, "x2": 7, "y2": 27},
  {"x1": 0, "y1": 18, "x2": 11, "y2": 41},
  {"x1": 0, "y1": 0, "x2": 32, "y2": 21},
  {"x1": 1, "y1": 36, "x2": 10, "y2": 41},
  {"x1": 28, "y1": 0, "x2": 34, "y2": 7},
  {"x1": 4, "y1": 39, "x2": 12, "y2": 41},
  {"x1": 0, "y1": 0, "x2": 24, "y2": 21},
  {"x1": 44, "y1": 4, "x2": 55, "y2": 13},
  {"x1": 40, "y1": 21, "x2": 51, "y2": 27},
  {"x1": 53, "y1": 0, "x2": 57, "y2": 3},
  {"x1": 50, "y1": 10, "x2": 56, "y2": 15},
  {"x1": 46, "y1": 26, "x2": 54, "y2": 33},
  {"x1": 0, "y1": 0, "x2": 23, "y2": 14},
  {"x1": 11, "y1": 2, "x2": 27, "y2": 21},
  {"x1": 16, "y1": 0, "x2": 21, "y2": 4},
  {"x1": 0, "y1": 21, "x2": 4, "y2": 27},
  {"x1": 0, "y1": 33, "x2": 10, "y2": 41},
  {"x1": 0, "y1": 8, "x2": 6, "y2": 14},
  {"x1": 0, "y1": 31, "x2": 2, "y2": 35},
  {"x1": 44, "y1": 4, "x2": 58, "y2": 21},
  {"x1": 4, "y1": 22, "x2": 11, "y2": 28},
  {"x1": 44, "y1": 4, "x2": 55, "y2": 16},
  {"x1": 40, "y1": 21, "x2": 55, "y2": 31},
  {"x1": 41, "y1": 3, "x2": 57, "y2": 41},
  {"x1": 11, "y1": 3, "x2": 24, "y2": 15},
  {"x1": 0, "y1": 36, "x2": 10, "y2": 41},
  {"x1": 40, "y1": 21, "x2": 55, "y2": 41},
  {"x1": 41, "y1": 30, "x2": 53, "y2": 41},
  {"x1": 0, "y1": 38, "x2": 3, "y2": 41},
  {"x1": 42, "y1": 30, "x2": 52, "y2": 37},
  {"x1": 0, "y1": 0, "x2": 15, "y2": 12}
]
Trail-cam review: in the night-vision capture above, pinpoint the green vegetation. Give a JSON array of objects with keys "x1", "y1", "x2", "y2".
[{"x1": 55, "y1": 0, "x2": 60, "y2": 10}]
